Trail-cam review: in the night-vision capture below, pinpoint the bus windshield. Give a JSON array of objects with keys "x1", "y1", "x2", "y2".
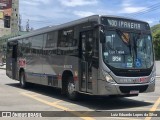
[{"x1": 102, "y1": 30, "x2": 154, "y2": 69}]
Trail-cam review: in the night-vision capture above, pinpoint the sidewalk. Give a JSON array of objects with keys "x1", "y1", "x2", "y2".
[{"x1": 0, "y1": 64, "x2": 6, "y2": 70}]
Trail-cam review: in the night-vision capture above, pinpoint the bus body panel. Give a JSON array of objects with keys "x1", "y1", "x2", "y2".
[
  {"x1": 97, "y1": 79, "x2": 155, "y2": 95},
  {"x1": 6, "y1": 15, "x2": 155, "y2": 97}
]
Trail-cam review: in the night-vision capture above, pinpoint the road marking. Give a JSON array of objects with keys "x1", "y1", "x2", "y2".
[
  {"x1": 32, "y1": 94, "x2": 39, "y2": 97},
  {"x1": 58, "y1": 103, "x2": 77, "y2": 106},
  {"x1": 145, "y1": 97, "x2": 160, "y2": 120},
  {"x1": 21, "y1": 92, "x2": 61, "y2": 105},
  {"x1": 21, "y1": 92, "x2": 95, "y2": 120},
  {"x1": 128, "y1": 108, "x2": 152, "y2": 111},
  {"x1": 144, "y1": 100, "x2": 155, "y2": 103},
  {"x1": 21, "y1": 92, "x2": 40, "y2": 97},
  {"x1": 51, "y1": 100, "x2": 62, "y2": 104},
  {"x1": 139, "y1": 95, "x2": 159, "y2": 98},
  {"x1": 107, "y1": 117, "x2": 141, "y2": 120},
  {"x1": 128, "y1": 108, "x2": 159, "y2": 111}
]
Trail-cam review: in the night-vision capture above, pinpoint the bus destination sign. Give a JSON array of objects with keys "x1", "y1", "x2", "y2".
[{"x1": 101, "y1": 17, "x2": 149, "y2": 30}]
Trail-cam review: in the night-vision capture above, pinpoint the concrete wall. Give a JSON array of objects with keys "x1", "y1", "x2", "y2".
[
  {"x1": 0, "y1": 19, "x2": 4, "y2": 28},
  {"x1": 0, "y1": 28, "x2": 11, "y2": 37}
]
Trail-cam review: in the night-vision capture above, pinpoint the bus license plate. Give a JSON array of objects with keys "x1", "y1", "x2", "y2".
[{"x1": 130, "y1": 90, "x2": 139, "y2": 94}]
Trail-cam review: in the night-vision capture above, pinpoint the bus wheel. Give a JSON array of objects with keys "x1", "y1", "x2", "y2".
[
  {"x1": 20, "y1": 71, "x2": 27, "y2": 88},
  {"x1": 67, "y1": 77, "x2": 78, "y2": 100}
]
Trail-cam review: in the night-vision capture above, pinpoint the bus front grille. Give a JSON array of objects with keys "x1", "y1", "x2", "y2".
[{"x1": 119, "y1": 85, "x2": 148, "y2": 93}]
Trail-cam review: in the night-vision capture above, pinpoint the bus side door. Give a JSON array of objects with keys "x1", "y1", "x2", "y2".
[{"x1": 6, "y1": 42, "x2": 18, "y2": 80}]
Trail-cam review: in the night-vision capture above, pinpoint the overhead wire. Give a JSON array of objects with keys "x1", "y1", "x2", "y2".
[{"x1": 127, "y1": 2, "x2": 160, "y2": 17}]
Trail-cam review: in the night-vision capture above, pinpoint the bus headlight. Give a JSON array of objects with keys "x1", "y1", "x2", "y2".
[
  {"x1": 102, "y1": 69, "x2": 116, "y2": 83},
  {"x1": 150, "y1": 71, "x2": 156, "y2": 83},
  {"x1": 105, "y1": 76, "x2": 115, "y2": 83}
]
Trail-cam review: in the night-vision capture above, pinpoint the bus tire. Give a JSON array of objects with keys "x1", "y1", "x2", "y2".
[
  {"x1": 67, "y1": 77, "x2": 78, "y2": 100},
  {"x1": 20, "y1": 71, "x2": 27, "y2": 88}
]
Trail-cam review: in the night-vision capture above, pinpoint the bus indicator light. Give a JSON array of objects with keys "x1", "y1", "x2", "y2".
[{"x1": 139, "y1": 77, "x2": 147, "y2": 83}]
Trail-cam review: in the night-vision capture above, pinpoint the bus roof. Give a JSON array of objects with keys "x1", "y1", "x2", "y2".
[{"x1": 8, "y1": 15, "x2": 148, "y2": 41}]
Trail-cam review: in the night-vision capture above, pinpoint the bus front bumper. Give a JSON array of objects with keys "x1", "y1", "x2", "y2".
[{"x1": 97, "y1": 79, "x2": 155, "y2": 96}]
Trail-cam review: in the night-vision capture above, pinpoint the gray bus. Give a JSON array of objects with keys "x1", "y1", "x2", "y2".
[{"x1": 6, "y1": 15, "x2": 155, "y2": 100}]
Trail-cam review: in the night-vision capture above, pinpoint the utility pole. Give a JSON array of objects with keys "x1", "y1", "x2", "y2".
[
  {"x1": 19, "y1": 14, "x2": 22, "y2": 31},
  {"x1": 26, "y1": 19, "x2": 30, "y2": 32}
]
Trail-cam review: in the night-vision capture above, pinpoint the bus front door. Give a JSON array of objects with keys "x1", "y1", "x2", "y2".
[{"x1": 80, "y1": 31, "x2": 93, "y2": 93}]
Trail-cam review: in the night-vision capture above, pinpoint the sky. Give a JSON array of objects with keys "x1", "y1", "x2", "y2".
[{"x1": 20, "y1": 0, "x2": 160, "y2": 30}]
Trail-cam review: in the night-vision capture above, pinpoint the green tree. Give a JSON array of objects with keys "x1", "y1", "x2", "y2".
[
  {"x1": 153, "y1": 30, "x2": 160, "y2": 60},
  {"x1": 151, "y1": 24, "x2": 160, "y2": 34}
]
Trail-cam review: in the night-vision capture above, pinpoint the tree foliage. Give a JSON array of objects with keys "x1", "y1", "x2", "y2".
[
  {"x1": 151, "y1": 24, "x2": 160, "y2": 34},
  {"x1": 151, "y1": 24, "x2": 160, "y2": 60}
]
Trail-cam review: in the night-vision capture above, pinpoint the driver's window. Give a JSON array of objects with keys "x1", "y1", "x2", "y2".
[
  {"x1": 82, "y1": 34, "x2": 86, "y2": 51},
  {"x1": 86, "y1": 33, "x2": 93, "y2": 53},
  {"x1": 106, "y1": 35, "x2": 114, "y2": 49}
]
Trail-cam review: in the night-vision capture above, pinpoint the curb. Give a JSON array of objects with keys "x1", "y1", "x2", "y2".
[
  {"x1": 0, "y1": 66, "x2": 6, "y2": 70},
  {"x1": 0, "y1": 68, "x2": 6, "y2": 70}
]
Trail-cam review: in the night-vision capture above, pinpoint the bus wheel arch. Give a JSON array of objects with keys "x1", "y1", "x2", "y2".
[{"x1": 61, "y1": 70, "x2": 78, "y2": 100}]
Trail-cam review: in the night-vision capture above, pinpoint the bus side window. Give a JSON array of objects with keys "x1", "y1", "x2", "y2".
[
  {"x1": 31, "y1": 35, "x2": 43, "y2": 55},
  {"x1": 44, "y1": 32, "x2": 57, "y2": 55},
  {"x1": 58, "y1": 28, "x2": 75, "y2": 55},
  {"x1": 82, "y1": 34, "x2": 86, "y2": 51}
]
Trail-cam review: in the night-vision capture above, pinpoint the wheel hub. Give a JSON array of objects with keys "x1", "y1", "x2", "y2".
[{"x1": 68, "y1": 82, "x2": 75, "y2": 95}]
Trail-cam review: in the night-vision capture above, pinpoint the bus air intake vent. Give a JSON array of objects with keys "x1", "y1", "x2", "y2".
[
  {"x1": 113, "y1": 70, "x2": 151, "y2": 77},
  {"x1": 119, "y1": 85, "x2": 148, "y2": 93}
]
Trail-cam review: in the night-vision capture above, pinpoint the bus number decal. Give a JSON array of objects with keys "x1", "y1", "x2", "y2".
[
  {"x1": 64, "y1": 65, "x2": 72, "y2": 69},
  {"x1": 112, "y1": 56, "x2": 122, "y2": 62}
]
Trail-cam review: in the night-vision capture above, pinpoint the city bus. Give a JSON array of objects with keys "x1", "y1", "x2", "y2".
[{"x1": 6, "y1": 15, "x2": 155, "y2": 100}]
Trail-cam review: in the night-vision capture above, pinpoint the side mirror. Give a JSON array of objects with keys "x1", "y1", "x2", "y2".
[{"x1": 100, "y1": 31, "x2": 105, "y2": 43}]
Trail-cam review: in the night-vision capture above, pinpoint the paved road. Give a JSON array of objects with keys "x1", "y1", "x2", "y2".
[{"x1": 0, "y1": 69, "x2": 160, "y2": 120}]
